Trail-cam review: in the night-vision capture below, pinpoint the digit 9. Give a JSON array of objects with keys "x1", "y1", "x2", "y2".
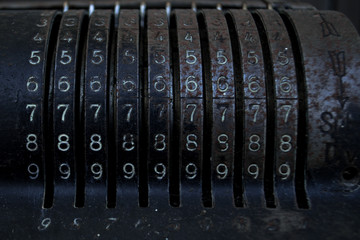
[
  {"x1": 247, "y1": 164, "x2": 259, "y2": 179},
  {"x1": 278, "y1": 163, "x2": 291, "y2": 180},
  {"x1": 154, "y1": 163, "x2": 166, "y2": 180},
  {"x1": 216, "y1": 163, "x2": 228, "y2": 179}
]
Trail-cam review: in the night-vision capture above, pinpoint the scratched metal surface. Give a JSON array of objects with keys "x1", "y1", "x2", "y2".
[{"x1": 283, "y1": 8, "x2": 360, "y2": 203}]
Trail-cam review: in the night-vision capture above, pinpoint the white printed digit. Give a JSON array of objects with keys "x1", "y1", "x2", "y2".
[
  {"x1": 105, "y1": 218, "x2": 118, "y2": 230},
  {"x1": 216, "y1": 163, "x2": 228, "y2": 179},
  {"x1": 278, "y1": 163, "x2": 291, "y2": 180},
  {"x1": 122, "y1": 133, "x2": 135, "y2": 151},
  {"x1": 91, "y1": 50, "x2": 104, "y2": 64},
  {"x1": 216, "y1": 50, "x2": 228, "y2": 65},
  {"x1": 28, "y1": 163, "x2": 39, "y2": 179},
  {"x1": 124, "y1": 50, "x2": 135, "y2": 64},
  {"x1": 33, "y1": 33, "x2": 44, "y2": 43},
  {"x1": 93, "y1": 32, "x2": 104, "y2": 42},
  {"x1": 154, "y1": 163, "x2": 166, "y2": 180},
  {"x1": 91, "y1": 163, "x2": 103, "y2": 180},
  {"x1": 26, "y1": 134, "x2": 38, "y2": 152},
  {"x1": 217, "y1": 134, "x2": 229, "y2": 152},
  {"x1": 90, "y1": 76, "x2": 101, "y2": 92},
  {"x1": 60, "y1": 50, "x2": 72, "y2": 65},
  {"x1": 217, "y1": 76, "x2": 229, "y2": 93},
  {"x1": 90, "y1": 104, "x2": 101, "y2": 121},
  {"x1": 90, "y1": 134, "x2": 102, "y2": 151},
  {"x1": 185, "y1": 76, "x2": 198, "y2": 92},
  {"x1": 280, "y1": 135, "x2": 292, "y2": 152},
  {"x1": 59, "y1": 163, "x2": 71, "y2": 179},
  {"x1": 29, "y1": 50, "x2": 41, "y2": 65},
  {"x1": 57, "y1": 104, "x2": 69, "y2": 122},
  {"x1": 248, "y1": 135, "x2": 260, "y2": 152},
  {"x1": 185, "y1": 104, "x2": 197, "y2": 122},
  {"x1": 247, "y1": 51, "x2": 259, "y2": 65},
  {"x1": 186, "y1": 134, "x2": 198, "y2": 151},
  {"x1": 249, "y1": 104, "x2": 260, "y2": 123},
  {"x1": 185, "y1": 163, "x2": 197, "y2": 179},
  {"x1": 185, "y1": 50, "x2": 197, "y2": 64},
  {"x1": 123, "y1": 163, "x2": 135, "y2": 179},
  {"x1": 154, "y1": 75, "x2": 166, "y2": 92},
  {"x1": 26, "y1": 104, "x2": 37, "y2": 122},
  {"x1": 221, "y1": 107, "x2": 227, "y2": 122},
  {"x1": 58, "y1": 76, "x2": 71, "y2": 92},
  {"x1": 36, "y1": 19, "x2": 48, "y2": 28},
  {"x1": 185, "y1": 32, "x2": 193, "y2": 42},
  {"x1": 123, "y1": 104, "x2": 133, "y2": 122},
  {"x1": 248, "y1": 76, "x2": 260, "y2": 93},
  {"x1": 64, "y1": 17, "x2": 76, "y2": 27},
  {"x1": 154, "y1": 134, "x2": 166, "y2": 151},
  {"x1": 280, "y1": 105, "x2": 292, "y2": 123},
  {"x1": 57, "y1": 134, "x2": 70, "y2": 152},
  {"x1": 38, "y1": 218, "x2": 51, "y2": 231},
  {"x1": 279, "y1": 76, "x2": 292, "y2": 93},
  {"x1": 247, "y1": 164, "x2": 259, "y2": 179},
  {"x1": 27, "y1": 76, "x2": 39, "y2": 92}
]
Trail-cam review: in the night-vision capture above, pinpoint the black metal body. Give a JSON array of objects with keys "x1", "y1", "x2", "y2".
[{"x1": 0, "y1": 1, "x2": 359, "y2": 239}]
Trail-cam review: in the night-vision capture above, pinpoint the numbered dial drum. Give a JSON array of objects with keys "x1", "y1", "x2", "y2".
[{"x1": 0, "y1": 7, "x2": 359, "y2": 212}]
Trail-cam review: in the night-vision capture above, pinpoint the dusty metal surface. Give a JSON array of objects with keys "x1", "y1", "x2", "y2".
[
  {"x1": 255, "y1": 9, "x2": 299, "y2": 208},
  {"x1": 174, "y1": 9, "x2": 204, "y2": 207},
  {"x1": 202, "y1": 9, "x2": 236, "y2": 207},
  {"x1": 147, "y1": 9, "x2": 173, "y2": 208},
  {"x1": 283, "y1": 9, "x2": 360, "y2": 195},
  {"x1": 229, "y1": 9, "x2": 268, "y2": 208}
]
